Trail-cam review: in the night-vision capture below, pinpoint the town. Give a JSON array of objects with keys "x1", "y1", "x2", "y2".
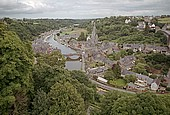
[
  {"x1": 32, "y1": 16, "x2": 170, "y2": 94},
  {"x1": 1, "y1": 0, "x2": 170, "y2": 113}
]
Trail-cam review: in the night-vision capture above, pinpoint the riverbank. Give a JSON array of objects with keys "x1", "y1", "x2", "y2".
[{"x1": 45, "y1": 34, "x2": 82, "y2": 70}]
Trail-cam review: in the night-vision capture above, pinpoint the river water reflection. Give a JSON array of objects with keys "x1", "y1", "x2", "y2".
[{"x1": 46, "y1": 35, "x2": 81, "y2": 70}]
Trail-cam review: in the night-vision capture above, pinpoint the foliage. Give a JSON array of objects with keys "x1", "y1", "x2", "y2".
[
  {"x1": 36, "y1": 51, "x2": 65, "y2": 67},
  {"x1": 107, "y1": 50, "x2": 128, "y2": 61},
  {"x1": 48, "y1": 82, "x2": 86, "y2": 115},
  {"x1": 104, "y1": 64, "x2": 121, "y2": 81},
  {"x1": 144, "y1": 53, "x2": 170, "y2": 75},
  {"x1": 5, "y1": 18, "x2": 90, "y2": 41},
  {"x1": 0, "y1": 28, "x2": 34, "y2": 114},
  {"x1": 86, "y1": 16, "x2": 167, "y2": 45},
  {"x1": 77, "y1": 32, "x2": 86, "y2": 41},
  {"x1": 133, "y1": 63, "x2": 149, "y2": 75},
  {"x1": 104, "y1": 69, "x2": 115, "y2": 80},
  {"x1": 124, "y1": 74, "x2": 137, "y2": 83},
  {"x1": 149, "y1": 74, "x2": 159, "y2": 79},
  {"x1": 32, "y1": 90, "x2": 49, "y2": 115},
  {"x1": 100, "y1": 91, "x2": 170, "y2": 115}
]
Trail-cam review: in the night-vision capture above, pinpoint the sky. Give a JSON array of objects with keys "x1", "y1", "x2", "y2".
[{"x1": 0, "y1": 0, "x2": 170, "y2": 19}]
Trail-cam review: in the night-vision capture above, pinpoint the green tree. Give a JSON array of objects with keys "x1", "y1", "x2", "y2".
[
  {"x1": 0, "y1": 31, "x2": 34, "y2": 114},
  {"x1": 100, "y1": 91, "x2": 170, "y2": 115},
  {"x1": 32, "y1": 63, "x2": 69, "y2": 92},
  {"x1": 78, "y1": 32, "x2": 86, "y2": 41},
  {"x1": 124, "y1": 74, "x2": 137, "y2": 83},
  {"x1": 100, "y1": 91, "x2": 131, "y2": 115},
  {"x1": 104, "y1": 69, "x2": 115, "y2": 80},
  {"x1": 133, "y1": 63, "x2": 148, "y2": 75},
  {"x1": 32, "y1": 90, "x2": 49, "y2": 115},
  {"x1": 36, "y1": 51, "x2": 65, "y2": 67},
  {"x1": 48, "y1": 82, "x2": 86, "y2": 115}
]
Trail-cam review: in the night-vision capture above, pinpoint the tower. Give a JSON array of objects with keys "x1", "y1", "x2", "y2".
[{"x1": 87, "y1": 21, "x2": 98, "y2": 47}]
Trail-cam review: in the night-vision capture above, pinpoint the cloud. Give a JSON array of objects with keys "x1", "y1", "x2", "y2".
[{"x1": 0, "y1": 0, "x2": 169, "y2": 18}]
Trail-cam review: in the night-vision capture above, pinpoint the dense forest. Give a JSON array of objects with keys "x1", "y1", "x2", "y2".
[{"x1": 1, "y1": 18, "x2": 170, "y2": 114}]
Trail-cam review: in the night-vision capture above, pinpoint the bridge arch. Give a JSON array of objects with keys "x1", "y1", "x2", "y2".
[{"x1": 63, "y1": 53, "x2": 82, "y2": 61}]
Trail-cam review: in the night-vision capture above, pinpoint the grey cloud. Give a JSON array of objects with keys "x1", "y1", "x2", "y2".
[{"x1": 0, "y1": 0, "x2": 169, "y2": 18}]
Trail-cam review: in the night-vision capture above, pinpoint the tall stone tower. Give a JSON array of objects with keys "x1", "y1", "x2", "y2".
[{"x1": 87, "y1": 21, "x2": 98, "y2": 47}]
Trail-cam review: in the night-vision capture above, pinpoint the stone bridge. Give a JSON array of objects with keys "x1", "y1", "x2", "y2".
[{"x1": 63, "y1": 53, "x2": 82, "y2": 61}]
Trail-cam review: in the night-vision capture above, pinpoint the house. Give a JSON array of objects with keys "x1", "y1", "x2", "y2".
[
  {"x1": 167, "y1": 24, "x2": 170, "y2": 30},
  {"x1": 121, "y1": 69, "x2": 154, "y2": 86},
  {"x1": 151, "y1": 78, "x2": 160, "y2": 91},
  {"x1": 123, "y1": 44, "x2": 145, "y2": 52},
  {"x1": 132, "y1": 44, "x2": 145, "y2": 52},
  {"x1": 119, "y1": 55, "x2": 136, "y2": 70},
  {"x1": 112, "y1": 43, "x2": 120, "y2": 53},
  {"x1": 135, "y1": 73, "x2": 154, "y2": 85},
  {"x1": 125, "y1": 19, "x2": 131, "y2": 24},
  {"x1": 127, "y1": 82, "x2": 146, "y2": 91},
  {"x1": 127, "y1": 82, "x2": 138, "y2": 91},
  {"x1": 73, "y1": 24, "x2": 80, "y2": 27},
  {"x1": 122, "y1": 44, "x2": 133, "y2": 50},
  {"x1": 154, "y1": 46, "x2": 168, "y2": 54},
  {"x1": 134, "y1": 79, "x2": 147, "y2": 87},
  {"x1": 137, "y1": 21, "x2": 146, "y2": 29},
  {"x1": 149, "y1": 24, "x2": 156, "y2": 30},
  {"x1": 88, "y1": 66, "x2": 108, "y2": 75},
  {"x1": 121, "y1": 69, "x2": 135, "y2": 77},
  {"x1": 143, "y1": 45, "x2": 155, "y2": 53}
]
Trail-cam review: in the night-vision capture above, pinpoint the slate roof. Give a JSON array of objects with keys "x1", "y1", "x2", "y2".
[{"x1": 121, "y1": 69, "x2": 154, "y2": 85}]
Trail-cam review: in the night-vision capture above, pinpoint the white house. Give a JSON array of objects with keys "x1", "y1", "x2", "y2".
[
  {"x1": 125, "y1": 19, "x2": 131, "y2": 24},
  {"x1": 151, "y1": 78, "x2": 160, "y2": 91}
]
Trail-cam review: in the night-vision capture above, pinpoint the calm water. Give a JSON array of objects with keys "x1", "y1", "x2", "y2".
[{"x1": 46, "y1": 35, "x2": 81, "y2": 70}]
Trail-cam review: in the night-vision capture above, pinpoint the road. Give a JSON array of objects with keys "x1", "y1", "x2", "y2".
[{"x1": 90, "y1": 79, "x2": 136, "y2": 94}]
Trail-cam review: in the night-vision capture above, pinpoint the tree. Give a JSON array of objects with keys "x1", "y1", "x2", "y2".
[
  {"x1": 100, "y1": 91, "x2": 131, "y2": 115},
  {"x1": 100, "y1": 91, "x2": 170, "y2": 115},
  {"x1": 126, "y1": 49, "x2": 134, "y2": 55},
  {"x1": 32, "y1": 90, "x2": 49, "y2": 115},
  {"x1": 32, "y1": 63, "x2": 69, "y2": 92},
  {"x1": 48, "y1": 82, "x2": 86, "y2": 115},
  {"x1": 124, "y1": 75, "x2": 137, "y2": 83},
  {"x1": 0, "y1": 31, "x2": 34, "y2": 114},
  {"x1": 104, "y1": 69, "x2": 115, "y2": 80},
  {"x1": 112, "y1": 63, "x2": 121, "y2": 79},
  {"x1": 71, "y1": 70, "x2": 91, "y2": 86},
  {"x1": 133, "y1": 63, "x2": 148, "y2": 75},
  {"x1": 78, "y1": 32, "x2": 86, "y2": 41},
  {"x1": 36, "y1": 51, "x2": 65, "y2": 67}
]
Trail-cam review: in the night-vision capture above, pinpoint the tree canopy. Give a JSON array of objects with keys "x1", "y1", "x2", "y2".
[
  {"x1": 0, "y1": 27, "x2": 34, "y2": 114},
  {"x1": 100, "y1": 91, "x2": 170, "y2": 115}
]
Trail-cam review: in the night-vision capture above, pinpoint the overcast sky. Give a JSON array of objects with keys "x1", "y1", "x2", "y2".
[{"x1": 0, "y1": 0, "x2": 170, "y2": 19}]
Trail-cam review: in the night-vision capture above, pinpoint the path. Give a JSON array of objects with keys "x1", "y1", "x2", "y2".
[{"x1": 90, "y1": 79, "x2": 136, "y2": 94}]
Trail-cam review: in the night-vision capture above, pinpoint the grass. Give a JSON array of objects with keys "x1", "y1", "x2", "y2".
[
  {"x1": 109, "y1": 79, "x2": 126, "y2": 88},
  {"x1": 61, "y1": 28, "x2": 87, "y2": 36},
  {"x1": 158, "y1": 17, "x2": 170, "y2": 24}
]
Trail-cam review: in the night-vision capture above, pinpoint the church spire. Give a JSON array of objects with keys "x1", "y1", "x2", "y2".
[{"x1": 91, "y1": 21, "x2": 98, "y2": 45}]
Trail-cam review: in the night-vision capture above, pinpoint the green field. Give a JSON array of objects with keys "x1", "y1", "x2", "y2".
[
  {"x1": 158, "y1": 17, "x2": 170, "y2": 24},
  {"x1": 61, "y1": 28, "x2": 87, "y2": 36},
  {"x1": 109, "y1": 79, "x2": 126, "y2": 88}
]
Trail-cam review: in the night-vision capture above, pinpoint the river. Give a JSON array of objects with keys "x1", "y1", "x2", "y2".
[{"x1": 46, "y1": 35, "x2": 82, "y2": 70}]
